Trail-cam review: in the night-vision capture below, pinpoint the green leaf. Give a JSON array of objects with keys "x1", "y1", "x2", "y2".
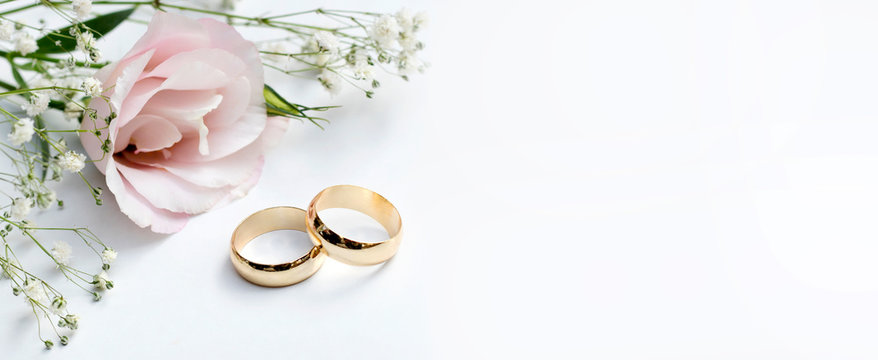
[
  {"x1": 263, "y1": 84, "x2": 338, "y2": 129},
  {"x1": 263, "y1": 85, "x2": 305, "y2": 117},
  {"x1": 34, "y1": 116, "x2": 51, "y2": 181},
  {"x1": 6, "y1": 53, "x2": 26, "y2": 88},
  {"x1": 35, "y1": 8, "x2": 136, "y2": 54}
]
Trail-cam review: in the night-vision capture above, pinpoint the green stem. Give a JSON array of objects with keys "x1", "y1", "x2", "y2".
[
  {"x1": 0, "y1": 2, "x2": 41, "y2": 16},
  {"x1": 0, "y1": 50, "x2": 106, "y2": 69}
]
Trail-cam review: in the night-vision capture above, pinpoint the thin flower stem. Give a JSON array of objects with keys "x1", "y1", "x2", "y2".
[
  {"x1": 262, "y1": 9, "x2": 322, "y2": 20},
  {"x1": 0, "y1": 2, "x2": 41, "y2": 16}
]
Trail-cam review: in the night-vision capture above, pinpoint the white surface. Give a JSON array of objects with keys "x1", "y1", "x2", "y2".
[{"x1": 4, "y1": 0, "x2": 878, "y2": 358}]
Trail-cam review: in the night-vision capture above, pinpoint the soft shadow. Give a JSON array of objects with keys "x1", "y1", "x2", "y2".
[{"x1": 216, "y1": 248, "x2": 397, "y2": 302}]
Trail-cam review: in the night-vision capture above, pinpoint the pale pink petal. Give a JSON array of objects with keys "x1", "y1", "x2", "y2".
[
  {"x1": 114, "y1": 114, "x2": 182, "y2": 153},
  {"x1": 113, "y1": 77, "x2": 164, "y2": 131},
  {"x1": 261, "y1": 116, "x2": 291, "y2": 150},
  {"x1": 168, "y1": 109, "x2": 266, "y2": 162},
  {"x1": 109, "y1": 50, "x2": 155, "y2": 114},
  {"x1": 140, "y1": 90, "x2": 223, "y2": 152},
  {"x1": 112, "y1": 63, "x2": 231, "y2": 133},
  {"x1": 199, "y1": 18, "x2": 264, "y2": 103},
  {"x1": 211, "y1": 156, "x2": 264, "y2": 209},
  {"x1": 121, "y1": 142, "x2": 262, "y2": 188},
  {"x1": 149, "y1": 61, "x2": 231, "y2": 90},
  {"x1": 124, "y1": 11, "x2": 209, "y2": 71},
  {"x1": 203, "y1": 77, "x2": 250, "y2": 129},
  {"x1": 104, "y1": 157, "x2": 189, "y2": 233},
  {"x1": 143, "y1": 48, "x2": 246, "y2": 79},
  {"x1": 114, "y1": 157, "x2": 230, "y2": 214}
]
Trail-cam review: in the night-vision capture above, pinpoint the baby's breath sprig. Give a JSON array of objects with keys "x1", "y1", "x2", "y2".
[
  {"x1": 0, "y1": 1, "x2": 118, "y2": 347},
  {"x1": 250, "y1": 7, "x2": 429, "y2": 98}
]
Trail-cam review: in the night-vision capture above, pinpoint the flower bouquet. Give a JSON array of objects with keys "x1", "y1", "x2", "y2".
[{"x1": 0, "y1": 0, "x2": 426, "y2": 348}]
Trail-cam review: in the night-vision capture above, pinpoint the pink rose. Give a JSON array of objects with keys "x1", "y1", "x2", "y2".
[{"x1": 81, "y1": 11, "x2": 287, "y2": 233}]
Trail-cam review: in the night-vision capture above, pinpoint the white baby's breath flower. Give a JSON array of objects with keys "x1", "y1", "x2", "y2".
[
  {"x1": 60, "y1": 314, "x2": 79, "y2": 330},
  {"x1": 352, "y1": 60, "x2": 375, "y2": 81},
  {"x1": 93, "y1": 271, "x2": 111, "y2": 290},
  {"x1": 303, "y1": 38, "x2": 334, "y2": 67},
  {"x1": 396, "y1": 8, "x2": 415, "y2": 33},
  {"x1": 0, "y1": 20, "x2": 14, "y2": 41},
  {"x1": 0, "y1": 259, "x2": 16, "y2": 279},
  {"x1": 22, "y1": 278, "x2": 47, "y2": 304},
  {"x1": 8, "y1": 117, "x2": 34, "y2": 146},
  {"x1": 51, "y1": 241, "x2": 73, "y2": 266},
  {"x1": 64, "y1": 101, "x2": 83, "y2": 120},
  {"x1": 57, "y1": 151, "x2": 86, "y2": 172},
  {"x1": 81, "y1": 77, "x2": 102, "y2": 97},
  {"x1": 71, "y1": 0, "x2": 92, "y2": 19},
  {"x1": 313, "y1": 31, "x2": 340, "y2": 54},
  {"x1": 101, "y1": 248, "x2": 117, "y2": 264},
  {"x1": 36, "y1": 190, "x2": 56, "y2": 209},
  {"x1": 413, "y1": 11, "x2": 429, "y2": 32},
  {"x1": 191, "y1": 0, "x2": 240, "y2": 11},
  {"x1": 88, "y1": 47, "x2": 102, "y2": 62},
  {"x1": 318, "y1": 69, "x2": 342, "y2": 95},
  {"x1": 398, "y1": 52, "x2": 425, "y2": 75},
  {"x1": 398, "y1": 32, "x2": 421, "y2": 52},
  {"x1": 76, "y1": 31, "x2": 95, "y2": 53},
  {"x1": 370, "y1": 14, "x2": 401, "y2": 47},
  {"x1": 14, "y1": 32, "x2": 37, "y2": 55},
  {"x1": 23, "y1": 92, "x2": 49, "y2": 116},
  {"x1": 262, "y1": 41, "x2": 291, "y2": 65},
  {"x1": 50, "y1": 296, "x2": 67, "y2": 315},
  {"x1": 10, "y1": 197, "x2": 33, "y2": 220}
]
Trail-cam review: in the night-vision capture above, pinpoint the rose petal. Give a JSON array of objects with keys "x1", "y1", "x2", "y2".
[
  {"x1": 113, "y1": 63, "x2": 228, "y2": 133},
  {"x1": 199, "y1": 18, "x2": 264, "y2": 103},
  {"x1": 211, "y1": 156, "x2": 264, "y2": 209},
  {"x1": 104, "y1": 157, "x2": 189, "y2": 233},
  {"x1": 143, "y1": 48, "x2": 247, "y2": 79},
  {"x1": 261, "y1": 116, "x2": 291, "y2": 150},
  {"x1": 168, "y1": 107, "x2": 266, "y2": 162},
  {"x1": 113, "y1": 114, "x2": 182, "y2": 153},
  {"x1": 109, "y1": 50, "x2": 155, "y2": 115},
  {"x1": 126, "y1": 12, "x2": 209, "y2": 70},
  {"x1": 114, "y1": 157, "x2": 230, "y2": 214},
  {"x1": 203, "y1": 77, "x2": 250, "y2": 129},
  {"x1": 121, "y1": 142, "x2": 262, "y2": 188},
  {"x1": 140, "y1": 90, "x2": 223, "y2": 154}
]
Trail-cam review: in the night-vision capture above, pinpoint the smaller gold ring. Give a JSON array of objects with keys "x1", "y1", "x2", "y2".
[
  {"x1": 230, "y1": 206, "x2": 326, "y2": 287},
  {"x1": 306, "y1": 185, "x2": 403, "y2": 266}
]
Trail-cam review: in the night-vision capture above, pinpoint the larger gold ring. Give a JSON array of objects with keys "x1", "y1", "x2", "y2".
[
  {"x1": 230, "y1": 206, "x2": 326, "y2": 287},
  {"x1": 306, "y1": 185, "x2": 403, "y2": 266}
]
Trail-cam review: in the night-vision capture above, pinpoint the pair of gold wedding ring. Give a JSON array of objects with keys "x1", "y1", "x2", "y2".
[{"x1": 230, "y1": 185, "x2": 402, "y2": 287}]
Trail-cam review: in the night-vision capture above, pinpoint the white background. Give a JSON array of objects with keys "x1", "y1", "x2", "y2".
[{"x1": 3, "y1": 0, "x2": 878, "y2": 358}]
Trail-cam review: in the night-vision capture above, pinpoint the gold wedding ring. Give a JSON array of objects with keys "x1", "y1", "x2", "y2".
[
  {"x1": 306, "y1": 185, "x2": 403, "y2": 266},
  {"x1": 230, "y1": 206, "x2": 326, "y2": 287}
]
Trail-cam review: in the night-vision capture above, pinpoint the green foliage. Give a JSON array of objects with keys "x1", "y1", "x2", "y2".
[
  {"x1": 263, "y1": 85, "x2": 336, "y2": 129},
  {"x1": 35, "y1": 8, "x2": 136, "y2": 54}
]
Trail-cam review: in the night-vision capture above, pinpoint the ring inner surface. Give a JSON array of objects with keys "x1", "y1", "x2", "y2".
[
  {"x1": 233, "y1": 207, "x2": 316, "y2": 268},
  {"x1": 311, "y1": 186, "x2": 401, "y2": 247}
]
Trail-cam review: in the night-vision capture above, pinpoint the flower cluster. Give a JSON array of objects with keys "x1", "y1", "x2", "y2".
[
  {"x1": 0, "y1": 0, "x2": 115, "y2": 349},
  {"x1": 259, "y1": 8, "x2": 429, "y2": 98}
]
